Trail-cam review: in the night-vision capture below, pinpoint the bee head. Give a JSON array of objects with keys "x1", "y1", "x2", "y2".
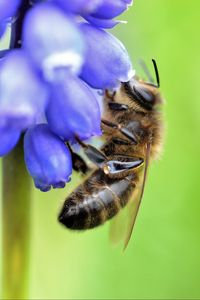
[{"x1": 123, "y1": 59, "x2": 161, "y2": 111}]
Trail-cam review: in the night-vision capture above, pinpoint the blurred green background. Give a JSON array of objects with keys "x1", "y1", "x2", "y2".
[{"x1": 1, "y1": 0, "x2": 200, "y2": 299}]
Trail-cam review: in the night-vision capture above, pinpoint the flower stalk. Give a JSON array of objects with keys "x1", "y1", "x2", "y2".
[{"x1": 2, "y1": 138, "x2": 32, "y2": 299}]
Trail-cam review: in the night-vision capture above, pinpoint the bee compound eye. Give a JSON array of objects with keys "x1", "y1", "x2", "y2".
[
  {"x1": 124, "y1": 79, "x2": 155, "y2": 110},
  {"x1": 132, "y1": 84, "x2": 155, "y2": 110},
  {"x1": 134, "y1": 85, "x2": 154, "y2": 103}
]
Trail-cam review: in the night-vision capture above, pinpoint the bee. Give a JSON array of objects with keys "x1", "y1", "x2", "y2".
[{"x1": 58, "y1": 59, "x2": 163, "y2": 249}]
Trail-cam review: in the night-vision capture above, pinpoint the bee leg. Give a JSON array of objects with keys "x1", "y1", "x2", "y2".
[
  {"x1": 75, "y1": 136, "x2": 108, "y2": 168},
  {"x1": 139, "y1": 59, "x2": 160, "y2": 88},
  {"x1": 103, "y1": 155, "x2": 144, "y2": 177},
  {"x1": 101, "y1": 119, "x2": 138, "y2": 145},
  {"x1": 67, "y1": 143, "x2": 90, "y2": 175},
  {"x1": 74, "y1": 137, "x2": 143, "y2": 177}
]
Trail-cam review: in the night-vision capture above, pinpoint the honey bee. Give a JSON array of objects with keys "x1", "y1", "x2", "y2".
[{"x1": 58, "y1": 60, "x2": 163, "y2": 249}]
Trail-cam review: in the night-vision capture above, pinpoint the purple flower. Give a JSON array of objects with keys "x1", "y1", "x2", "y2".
[
  {"x1": 83, "y1": 0, "x2": 133, "y2": 28},
  {"x1": 24, "y1": 124, "x2": 72, "y2": 191},
  {"x1": 90, "y1": 0, "x2": 133, "y2": 19},
  {"x1": 0, "y1": 21, "x2": 6, "y2": 38},
  {"x1": 23, "y1": 3, "x2": 86, "y2": 81},
  {"x1": 0, "y1": 127, "x2": 21, "y2": 156},
  {"x1": 0, "y1": 50, "x2": 48, "y2": 130},
  {"x1": 0, "y1": 0, "x2": 134, "y2": 191},
  {"x1": 0, "y1": 0, "x2": 21, "y2": 22},
  {"x1": 51, "y1": 0, "x2": 102, "y2": 14},
  {"x1": 83, "y1": 16, "x2": 123, "y2": 29},
  {"x1": 46, "y1": 74, "x2": 101, "y2": 141},
  {"x1": 80, "y1": 23, "x2": 134, "y2": 89}
]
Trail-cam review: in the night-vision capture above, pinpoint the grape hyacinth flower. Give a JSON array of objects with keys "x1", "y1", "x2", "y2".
[{"x1": 0, "y1": 0, "x2": 134, "y2": 191}]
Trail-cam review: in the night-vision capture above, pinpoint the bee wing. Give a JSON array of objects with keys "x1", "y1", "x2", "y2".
[
  {"x1": 109, "y1": 143, "x2": 151, "y2": 249},
  {"x1": 109, "y1": 201, "x2": 129, "y2": 245},
  {"x1": 123, "y1": 142, "x2": 151, "y2": 250}
]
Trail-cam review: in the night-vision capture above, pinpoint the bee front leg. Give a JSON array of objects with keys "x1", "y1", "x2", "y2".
[{"x1": 101, "y1": 119, "x2": 138, "y2": 145}]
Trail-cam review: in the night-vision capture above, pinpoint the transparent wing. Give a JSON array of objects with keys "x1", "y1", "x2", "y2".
[
  {"x1": 109, "y1": 143, "x2": 151, "y2": 250},
  {"x1": 109, "y1": 201, "x2": 129, "y2": 245}
]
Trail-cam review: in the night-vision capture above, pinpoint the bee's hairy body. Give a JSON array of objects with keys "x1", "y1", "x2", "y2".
[{"x1": 59, "y1": 76, "x2": 163, "y2": 231}]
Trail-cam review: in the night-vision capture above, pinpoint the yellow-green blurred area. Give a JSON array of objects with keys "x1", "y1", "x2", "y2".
[{"x1": 1, "y1": 0, "x2": 200, "y2": 299}]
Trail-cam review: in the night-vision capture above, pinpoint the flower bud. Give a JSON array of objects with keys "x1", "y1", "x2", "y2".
[
  {"x1": 80, "y1": 23, "x2": 134, "y2": 89},
  {"x1": 23, "y1": 3, "x2": 86, "y2": 81},
  {"x1": 46, "y1": 74, "x2": 101, "y2": 141},
  {"x1": 24, "y1": 124, "x2": 72, "y2": 191},
  {"x1": 0, "y1": 50, "x2": 48, "y2": 130}
]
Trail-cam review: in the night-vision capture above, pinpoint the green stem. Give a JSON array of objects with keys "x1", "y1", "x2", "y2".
[{"x1": 2, "y1": 138, "x2": 32, "y2": 299}]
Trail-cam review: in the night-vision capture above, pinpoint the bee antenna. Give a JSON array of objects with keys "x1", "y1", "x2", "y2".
[
  {"x1": 138, "y1": 59, "x2": 154, "y2": 84},
  {"x1": 152, "y1": 59, "x2": 160, "y2": 88}
]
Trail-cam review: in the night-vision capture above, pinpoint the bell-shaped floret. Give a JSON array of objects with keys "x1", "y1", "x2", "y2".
[
  {"x1": 22, "y1": 3, "x2": 86, "y2": 81},
  {"x1": 0, "y1": 50, "x2": 48, "y2": 130},
  {"x1": 80, "y1": 23, "x2": 134, "y2": 89},
  {"x1": 24, "y1": 124, "x2": 72, "y2": 192},
  {"x1": 46, "y1": 74, "x2": 101, "y2": 141}
]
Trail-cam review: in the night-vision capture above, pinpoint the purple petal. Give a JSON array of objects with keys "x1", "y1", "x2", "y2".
[
  {"x1": 51, "y1": 0, "x2": 102, "y2": 14},
  {"x1": 22, "y1": 3, "x2": 86, "y2": 81},
  {"x1": 0, "y1": 0, "x2": 21, "y2": 22},
  {"x1": 0, "y1": 126, "x2": 21, "y2": 156},
  {"x1": 24, "y1": 124, "x2": 72, "y2": 192},
  {"x1": 91, "y1": 0, "x2": 133, "y2": 19},
  {"x1": 46, "y1": 74, "x2": 101, "y2": 141},
  {"x1": 83, "y1": 15, "x2": 123, "y2": 28},
  {"x1": 0, "y1": 50, "x2": 48, "y2": 130},
  {"x1": 0, "y1": 21, "x2": 6, "y2": 38},
  {"x1": 80, "y1": 23, "x2": 134, "y2": 89}
]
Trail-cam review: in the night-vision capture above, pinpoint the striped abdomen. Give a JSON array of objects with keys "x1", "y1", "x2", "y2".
[{"x1": 58, "y1": 170, "x2": 137, "y2": 230}]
